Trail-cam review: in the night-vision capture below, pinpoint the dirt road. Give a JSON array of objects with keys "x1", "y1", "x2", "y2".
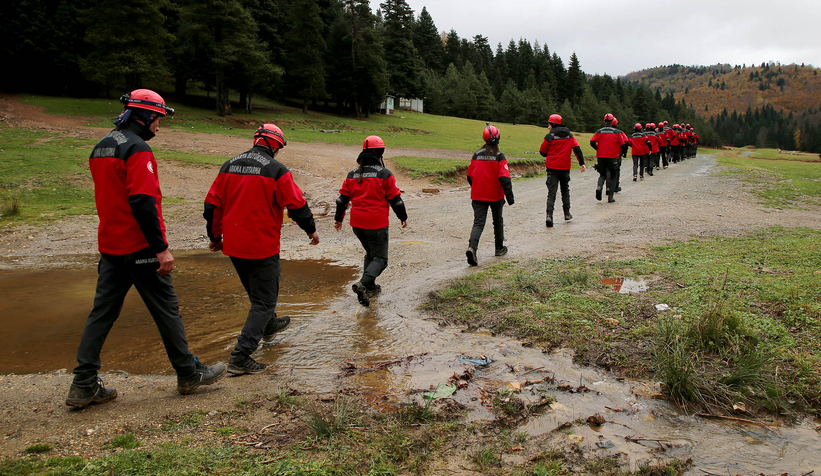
[{"x1": 2, "y1": 97, "x2": 820, "y2": 473}]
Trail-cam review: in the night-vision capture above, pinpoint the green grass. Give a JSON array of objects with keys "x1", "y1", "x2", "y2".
[
  {"x1": 20, "y1": 94, "x2": 598, "y2": 157},
  {"x1": 717, "y1": 154, "x2": 821, "y2": 208},
  {"x1": 109, "y1": 434, "x2": 140, "y2": 449},
  {"x1": 24, "y1": 444, "x2": 52, "y2": 454},
  {"x1": 426, "y1": 228, "x2": 821, "y2": 414},
  {"x1": 0, "y1": 127, "x2": 97, "y2": 224},
  {"x1": 390, "y1": 155, "x2": 546, "y2": 180}
]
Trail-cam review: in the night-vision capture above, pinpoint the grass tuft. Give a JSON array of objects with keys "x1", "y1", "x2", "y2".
[
  {"x1": 109, "y1": 434, "x2": 140, "y2": 449},
  {"x1": 24, "y1": 444, "x2": 51, "y2": 454}
]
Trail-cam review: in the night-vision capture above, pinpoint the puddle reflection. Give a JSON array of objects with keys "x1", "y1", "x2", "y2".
[{"x1": 600, "y1": 277, "x2": 648, "y2": 294}]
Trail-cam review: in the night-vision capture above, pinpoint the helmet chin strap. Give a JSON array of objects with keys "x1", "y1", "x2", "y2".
[{"x1": 262, "y1": 137, "x2": 278, "y2": 157}]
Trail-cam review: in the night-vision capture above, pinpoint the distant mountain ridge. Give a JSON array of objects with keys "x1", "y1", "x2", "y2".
[{"x1": 623, "y1": 63, "x2": 821, "y2": 119}]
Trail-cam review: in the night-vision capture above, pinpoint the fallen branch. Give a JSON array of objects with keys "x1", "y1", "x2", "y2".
[
  {"x1": 695, "y1": 413, "x2": 780, "y2": 435},
  {"x1": 337, "y1": 352, "x2": 428, "y2": 377},
  {"x1": 259, "y1": 455, "x2": 287, "y2": 464},
  {"x1": 623, "y1": 434, "x2": 671, "y2": 444}
]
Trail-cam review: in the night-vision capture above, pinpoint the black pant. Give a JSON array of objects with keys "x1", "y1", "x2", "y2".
[
  {"x1": 659, "y1": 146, "x2": 668, "y2": 167},
  {"x1": 596, "y1": 157, "x2": 619, "y2": 195},
  {"x1": 230, "y1": 254, "x2": 281, "y2": 358},
  {"x1": 632, "y1": 155, "x2": 649, "y2": 177},
  {"x1": 469, "y1": 199, "x2": 504, "y2": 250},
  {"x1": 353, "y1": 226, "x2": 389, "y2": 289},
  {"x1": 545, "y1": 168, "x2": 571, "y2": 213},
  {"x1": 73, "y1": 248, "x2": 195, "y2": 384}
]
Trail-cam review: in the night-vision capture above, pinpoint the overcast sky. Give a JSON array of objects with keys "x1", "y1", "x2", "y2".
[{"x1": 403, "y1": 0, "x2": 820, "y2": 77}]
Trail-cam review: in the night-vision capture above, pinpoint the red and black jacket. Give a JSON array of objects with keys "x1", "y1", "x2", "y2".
[
  {"x1": 590, "y1": 126, "x2": 628, "y2": 159},
  {"x1": 644, "y1": 131, "x2": 662, "y2": 153},
  {"x1": 540, "y1": 126, "x2": 585, "y2": 170},
  {"x1": 204, "y1": 145, "x2": 315, "y2": 259},
  {"x1": 467, "y1": 148, "x2": 514, "y2": 203},
  {"x1": 628, "y1": 132, "x2": 651, "y2": 156},
  {"x1": 334, "y1": 164, "x2": 407, "y2": 229},
  {"x1": 89, "y1": 122, "x2": 167, "y2": 255}
]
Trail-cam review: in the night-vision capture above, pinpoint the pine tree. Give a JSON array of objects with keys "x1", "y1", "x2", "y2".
[
  {"x1": 283, "y1": 0, "x2": 327, "y2": 113},
  {"x1": 80, "y1": 0, "x2": 174, "y2": 92},
  {"x1": 413, "y1": 7, "x2": 443, "y2": 73},
  {"x1": 566, "y1": 52, "x2": 584, "y2": 106},
  {"x1": 381, "y1": 0, "x2": 421, "y2": 98}
]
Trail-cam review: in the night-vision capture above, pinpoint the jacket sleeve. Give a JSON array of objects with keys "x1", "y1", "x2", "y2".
[
  {"x1": 384, "y1": 174, "x2": 408, "y2": 221},
  {"x1": 539, "y1": 138, "x2": 550, "y2": 157},
  {"x1": 334, "y1": 193, "x2": 350, "y2": 222},
  {"x1": 126, "y1": 150, "x2": 167, "y2": 253},
  {"x1": 203, "y1": 177, "x2": 223, "y2": 242},
  {"x1": 498, "y1": 156, "x2": 514, "y2": 204},
  {"x1": 275, "y1": 171, "x2": 316, "y2": 235},
  {"x1": 572, "y1": 138, "x2": 585, "y2": 166}
]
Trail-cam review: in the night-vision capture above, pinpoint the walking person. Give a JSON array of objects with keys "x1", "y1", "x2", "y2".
[
  {"x1": 465, "y1": 123, "x2": 514, "y2": 264},
  {"x1": 539, "y1": 114, "x2": 585, "y2": 227},
  {"x1": 644, "y1": 123, "x2": 662, "y2": 173},
  {"x1": 657, "y1": 122, "x2": 670, "y2": 168},
  {"x1": 627, "y1": 123, "x2": 651, "y2": 181},
  {"x1": 204, "y1": 124, "x2": 319, "y2": 375},
  {"x1": 67, "y1": 90, "x2": 226, "y2": 409},
  {"x1": 334, "y1": 136, "x2": 408, "y2": 306},
  {"x1": 590, "y1": 113, "x2": 627, "y2": 203}
]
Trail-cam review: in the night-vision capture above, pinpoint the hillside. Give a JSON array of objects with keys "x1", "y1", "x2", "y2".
[{"x1": 623, "y1": 63, "x2": 821, "y2": 119}]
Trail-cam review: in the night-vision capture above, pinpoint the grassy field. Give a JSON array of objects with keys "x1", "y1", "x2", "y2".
[
  {"x1": 390, "y1": 155, "x2": 547, "y2": 181},
  {"x1": 426, "y1": 227, "x2": 821, "y2": 414},
  {"x1": 19, "y1": 94, "x2": 598, "y2": 157},
  {"x1": 716, "y1": 152, "x2": 821, "y2": 208}
]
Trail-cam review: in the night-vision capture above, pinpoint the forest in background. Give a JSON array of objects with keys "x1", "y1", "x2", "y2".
[
  {"x1": 8, "y1": 0, "x2": 821, "y2": 150},
  {"x1": 626, "y1": 63, "x2": 821, "y2": 152}
]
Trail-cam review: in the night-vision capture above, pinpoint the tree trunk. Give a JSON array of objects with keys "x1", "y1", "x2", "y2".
[
  {"x1": 239, "y1": 88, "x2": 248, "y2": 112},
  {"x1": 174, "y1": 73, "x2": 187, "y2": 99},
  {"x1": 302, "y1": 97, "x2": 308, "y2": 114},
  {"x1": 216, "y1": 69, "x2": 231, "y2": 116}
]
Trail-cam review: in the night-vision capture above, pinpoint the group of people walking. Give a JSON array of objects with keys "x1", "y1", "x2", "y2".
[
  {"x1": 66, "y1": 91, "x2": 698, "y2": 409},
  {"x1": 67, "y1": 89, "x2": 406, "y2": 408},
  {"x1": 464, "y1": 113, "x2": 699, "y2": 266}
]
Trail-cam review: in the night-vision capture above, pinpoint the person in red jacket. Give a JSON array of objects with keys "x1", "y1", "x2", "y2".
[
  {"x1": 670, "y1": 124, "x2": 683, "y2": 163},
  {"x1": 644, "y1": 123, "x2": 662, "y2": 174},
  {"x1": 67, "y1": 90, "x2": 226, "y2": 409},
  {"x1": 627, "y1": 123, "x2": 651, "y2": 181},
  {"x1": 539, "y1": 114, "x2": 585, "y2": 227},
  {"x1": 465, "y1": 124, "x2": 514, "y2": 265},
  {"x1": 590, "y1": 113, "x2": 627, "y2": 203},
  {"x1": 334, "y1": 136, "x2": 408, "y2": 306},
  {"x1": 205, "y1": 124, "x2": 319, "y2": 375}
]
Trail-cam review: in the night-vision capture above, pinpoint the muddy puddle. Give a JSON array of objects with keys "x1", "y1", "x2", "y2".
[
  {"x1": 0, "y1": 251, "x2": 358, "y2": 375},
  {"x1": 601, "y1": 277, "x2": 648, "y2": 293}
]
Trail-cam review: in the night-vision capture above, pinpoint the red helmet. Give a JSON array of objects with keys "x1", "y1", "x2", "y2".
[
  {"x1": 120, "y1": 89, "x2": 174, "y2": 116},
  {"x1": 363, "y1": 135, "x2": 385, "y2": 149},
  {"x1": 254, "y1": 123, "x2": 287, "y2": 149},
  {"x1": 663, "y1": 121, "x2": 669, "y2": 126},
  {"x1": 483, "y1": 123, "x2": 500, "y2": 144},
  {"x1": 645, "y1": 123, "x2": 652, "y2": 129},
  {"x1": 548, "y1": 114, "x2": 563, "y2": 125},
  {"x1": 611, "y1": 117, "x2": 619, "y2": 126},
  {"x1": 686, "y1": 124, "x2": 691, "y2": 128},
  {"x1": 634, "y1": 123, "x2": 642, "y2": 130},
  {"x1": 650, "y1": 122, "x2": 656, "y2": 129},
  {"x1": 603, "y1": 113, "x2": 615, "y2": 122}
]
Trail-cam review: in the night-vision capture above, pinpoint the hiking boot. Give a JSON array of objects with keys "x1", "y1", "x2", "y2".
[
  {"x1": 66, "y1": 377, "x2": 117, "y2": 408},
  {"x1": 466, "y1": 247, "x2": 478, "y2": 266},
  {"x1": 227, "y1": 354, "x2": 267, "y2": 376},
  {"x1": 367, "y1": 284, "x2": 382, "y2": 295},
  {"x1": 352, "y1": 281, "x2": 370, "y2": 306},
  {"x1": 545, "y1": 212, "x2": 553, "y2": 228},
  {"x1": 494, "y1": 246, "x2": 508, "y2": 257},
  {"x1": 633, "y1": 175, "x2": 637, "y2": 182},
  {"x1": 616, "y1": 186, "x2": 621, "y2": 193},
  {"x1": 261, "y1": 316, "x2": 291, "y2": 345},
  {"x1": 595, "y1": 187, "x2": 602, "y2": 201},
  {"x1": 608, "y1": 195, "x2": 616, "y2": 203},
  {"x1": 177, "y1": 357, "x2": 227, "y2": 394},
  {"x1": 563, "y1": 209, "x2": 572, "y2": 221}
]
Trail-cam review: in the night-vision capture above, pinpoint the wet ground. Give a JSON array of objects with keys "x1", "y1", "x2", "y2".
[
  {"x1": 0, "y1": 252, "x2": 357, "y2": 375},
  {"x1": 4, "y1": 252, "x2": 819, "y2": 474}
]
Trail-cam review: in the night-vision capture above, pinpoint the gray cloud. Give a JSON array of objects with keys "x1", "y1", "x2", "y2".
[{"x1": 404, "y1": 0, "x2": 820, "y2": 76}]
